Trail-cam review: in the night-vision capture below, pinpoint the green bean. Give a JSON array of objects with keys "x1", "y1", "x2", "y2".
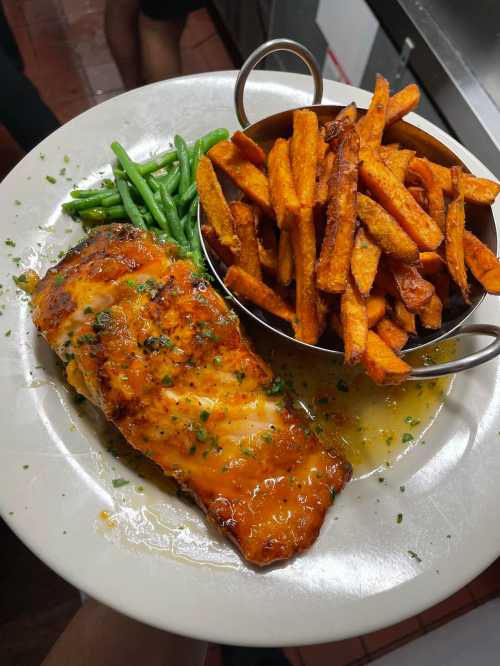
[
  {"x1": 100, "y1": 192, "x2": 121, "y2": 207},
  {"x1": 79, "y1": 205, "x2": 127, "y2": 221},
  {"x1": 199, "y1": 128, "x2": 229, "y2": 153},
  {"x1": 154, "y1": 229, "x2": 177, "y2": 244},
  {"x1": 63, "y1": 190, "x2": 119, "y2": 213},
  {"x1": 111, "y1": 142, "x2": 167, "y2": 230},
  {"x1": 138, "y1": 149, "x2": 178, "y2": 176},
  {"x1": 163, "y1": 166, "x2": 180, "y2": 194},
  {"x1": 137, "y1": 128, "x2": 229, "y2": 176},
  {"x1": 179, "y1": 181, "x2": 197, "y2": 207},
  {"x1": 146, "y1": 174, "x2": 161, "y2": 193},
  {"x1": 174, "y1": 135, "x2": 190, "y2": 196},
  {"x1": 116, "y1": 176, "x2": 147, "y2": 230},
  {"x1": 159, "y1": 183, "x2": 188, "y2": 247},
  {"x1": 188, "y1": 194, "x2": 199, "y2": 221},
  {"x1": 70, "y1": 188, "x2": 117, "y2": 199},
  {"x1": 191, "y1": 139, "x2": 202, "y2": 181}
]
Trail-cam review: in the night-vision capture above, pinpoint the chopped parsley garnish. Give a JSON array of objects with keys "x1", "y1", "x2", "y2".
[
  {"x1": 336, "y1": 378, "x2": 349, "y2": 392},
  {"x1": 46, "y1": 175, "x2": 56, "y2": 184},
  {"x1": 22, "y1": 464, "x2": 29, "y2": 470},
  {"x1": 378, "y1": 477, "x2": 385, "y2": 483},
  {"x1": 112, "y1": 478, "x2": 129, "y2": 488},
  {"x1": 261, "y1": 432, "x2": 273, "y2": 444},
  {"x1": 13, "y1": 273, "x2": 26, "y2": 285},
  {"x1": 4, "y1": 239, "x2": 15, "y2": 247},
  {"x1": 189, "y1": 445, "x2": 197, "y2": 455},
  {"x1": 162, "y1": 374, "x2": 173, "y2": 386},
  {"x1": 400, "y1": 485, "x2": 406, "y2": 493},
  {"x1": 404, "y1": 416, "x2": 421, "y2": 427},
  {"x1": 77, "y1": 333, "x2": 98, "y2": 346},
  {"x1": 196, "y1": 427, "x2": 207, "y2": 442},
  {"x1": 93, "y1": 310, "x2": 113, "y2": 332},
  {"x1": 241, "y1": 447, "x2": 256, "y2": 458},
  {"x1": 408, "y1": 550, "x2": 422, "y2": 563},
  {"x1": 54, "y1": 275, "x2": 65, "y2": 287},
  {"x1": 331, "y1": 488, "x2": 337, "y2": 500},
  {"x1": 200, "y1": 410, "x2": 210, "y2": 422},
  {"x1": 5, "y1": 330, "x2": 11, "y2": 337},
  {"x1": 63, "y1": 154, "x2": 70, "y2": 163},
  {"x1": 213, "y1": 355, "x2": 222, "y2": 366},
  {"x1": 143, "y1": 335, "x2": 174, "y2": 351},
  {"x1": 264, "y1": 376, "x2": 285, "y2": 395},
  {"x1": 402, "y1": 432, "x2": 414, "y2": 443},
  {"x1": 83, "y1": 306, "x2": 93, "y2": 314},
  {"x1": 234, "y1": 370, "x2": 246, "y2": 384},
  {"x1": 397, "y1": 513, "x2": 403, "y2": 524}
]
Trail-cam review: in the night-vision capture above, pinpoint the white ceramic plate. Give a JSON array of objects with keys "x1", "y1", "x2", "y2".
[{"x1": 1, "y1": 71, "x2": 500, "y2": 647}]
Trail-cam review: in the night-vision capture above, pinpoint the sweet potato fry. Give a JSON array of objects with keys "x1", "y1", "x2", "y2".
[
  {"x1": 408, "y1": 186, "x2": 428, "y2": 210},
  {"x1": 208, "y1": 140, "x2": 274, "y2": 217},
  {"x1": 351, "y1": 227, "x2": 381, "y2": 297},
  {"x1": 317, "y1": 128, "x2": 360, "y2": 293},
  {"x1": 201, "y1": 224, "x2": 236, "y2": 267},
  {"x1": 291, "y1": 109, "x2": 319, "y2": 207},
  {"x1": 231, "y1": 130, "x2": 266, "y2": 166},
  {"x1": 315, "y1": 150, "x2": 336, "y2": 209},
  {"x1": 336, "y1": 102, "x2": 358, "y2": 124},
  {"x1": 367, "y1": 292, "x2": 386, "y2": 328},
  {"x1": 258, "y1": 242, "x2": 277, "y2": 277},
  {"x1": 324, "y1": 105, "x2": 357, "y2": 148},
  {"x1": 362, "y1": 330, "x2": 412, "y2": 385},
  {"x1": 379, "y1": 144, "x2": 400, "y2": 160},
  {"x1": 381, "y1": 148, "x2": 415, "y2": 183},
  {"x1": 277, "y1": 230, "x2": 294, "y2": 286},
  {"x1": 225, "y1": 265, "x2": 294, "y2": 322},
  {"x1": 386, "y1": 84, "x2": 420, "y2": 126},
  {"x1": 393, "y1": 299, "x2": 417, "y2": 334},
  {"x1": 230, "y1": 201, "x2": 262, "y2": 280},
  {"x1": 464, "y1": 230, "x2": 500, "y2": 294},
  {"x1": 419, "y1": 251, "x2": 445, "y2": 275},
  {"x1": 445, "y1": 167, "x2": 469, "y2": 303},
  {"x1": 357, "y1": 193, "x2": 419, "y2": 263},
  {"x1": 375, "y1": 318, "x2": 408, "y2": 352},
  {"x1": 340, "y1": 276, "x2": 367, "y2": 364},
  {"x1": 317, "y1": 130, "x2": 329, "y2": 162},
  {"x1": 374, "y1": 264, "x2": 399, "y2": 298},
  {"x1": 357, "y1": 74, "x2": 390, "y2": 148},
  {"x1": 196, "y1": 156, "x2": 240, "y2": 252},
  {"x1": 429, "y1": 271, "x2": 450, "y2": 307},
  {"x1": 419, "y1": 292, "x2": 443, "y2": 329},
  {"x1": 359, "y1": 147, "x2": 443, "y2": 251},
  {"x1": 388, "y1": 257, "x2": 434, "y2": 313},
  {"x1": 407, "y1": 157, "x2": 445, "y2": 230},
  {"x1": 409, "y1": 156, "x2": 500, "y2": 206},
  {"x1": 291, "y1": 207, "x2": 320, "y2": 344},
  {"x1": 267, "y1": 138, "x2": 300, "y2": 228}
]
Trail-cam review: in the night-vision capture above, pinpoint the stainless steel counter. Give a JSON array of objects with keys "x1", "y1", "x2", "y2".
[{"x1": 366, "y1": 0, "x2": 500, "y2": 176}]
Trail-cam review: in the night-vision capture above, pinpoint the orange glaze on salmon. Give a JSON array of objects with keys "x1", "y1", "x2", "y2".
[{"x1": 32, "y1": 224, "x2": 351, "y2": 565}]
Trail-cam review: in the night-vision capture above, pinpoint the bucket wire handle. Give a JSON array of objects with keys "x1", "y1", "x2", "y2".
[
  {"x1": 234, "y1": 38, "x2": 323, "y2": 128},
  {"x1": 409, "y1": 324, "x2": 500, "y2": 378}
]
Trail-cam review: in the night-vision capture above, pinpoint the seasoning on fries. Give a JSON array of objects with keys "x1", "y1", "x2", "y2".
[
  {"x1": 231, "y1": 130, "x2": 266, "y2": 166},
  {"x1": 317, "y1": 127, "x2": 359, "y2": 293},
  {"x1": 351, "y1": 226, "x2": 381, "y2": 297},
  {"x1": 341, "y1": 276, "x2": 368, "y2": 364},
  {"x1": 225, "y1": 265, "x2": 295, "y2": 322},
  {"x1": 230, "y1": 201, "x2": 262, "y2": 280},
  {"x1": 197, "y1": 74, "x2": 500, "y2": 386}
]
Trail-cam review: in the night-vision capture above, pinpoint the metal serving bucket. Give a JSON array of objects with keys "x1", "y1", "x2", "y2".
[{"x1": 199, "y1": 38, "x2": 500, "y2": 380}]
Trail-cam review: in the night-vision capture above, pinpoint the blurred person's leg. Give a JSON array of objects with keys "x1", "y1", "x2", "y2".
[
  {"x1": 138, "y1": 0, "x2": 207, "y2": 83},
  {"x1": 42, "y1": 597, "x2": 208, "y2": 666},
  {"x1": 0, "y1": 4, "x2": 59, "y2": 151},
  {"x1": 105, "y1": 0, "x2": 143, "y2": 89}
]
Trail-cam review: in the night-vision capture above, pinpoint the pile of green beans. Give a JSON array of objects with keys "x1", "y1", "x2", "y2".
[{"x1": 61, "y1": 128, "x2": 229, "y2": 267}]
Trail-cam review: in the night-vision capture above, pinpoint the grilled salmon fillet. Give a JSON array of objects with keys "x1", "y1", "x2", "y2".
[{"x1": 32, "y1": 224, "x2": 351, "y2": 565}]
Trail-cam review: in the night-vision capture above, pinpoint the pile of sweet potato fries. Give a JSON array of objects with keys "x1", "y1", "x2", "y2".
[{"x1": 197, "y1": 76, "x2": 500, "y2": 385}]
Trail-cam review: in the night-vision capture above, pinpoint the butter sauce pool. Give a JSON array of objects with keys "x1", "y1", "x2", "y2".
[{"x1": 252, "y1": 328, "x2": 456, "y2": 479}]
